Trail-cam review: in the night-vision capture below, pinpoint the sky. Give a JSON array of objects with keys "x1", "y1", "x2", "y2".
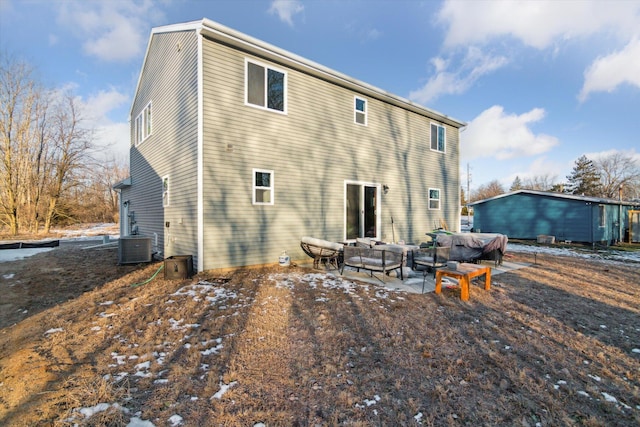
[{"x1": 1, "y1": 0, "x2": 639, "y2": 194}]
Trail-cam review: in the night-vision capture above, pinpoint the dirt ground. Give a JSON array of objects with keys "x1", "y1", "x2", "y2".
[{"x1": 0, "y1": 242, "x2": 639, "y2": 426}]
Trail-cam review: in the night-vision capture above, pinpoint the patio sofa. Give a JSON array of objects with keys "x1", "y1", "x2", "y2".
[{"x1": 340, "y1": 245, "x2": 404, "y2": 282}]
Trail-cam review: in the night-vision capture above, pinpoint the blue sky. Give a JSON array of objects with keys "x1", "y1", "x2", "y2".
[{"x1": 1, "y1": 0, "x2": 639, "y2": 193}]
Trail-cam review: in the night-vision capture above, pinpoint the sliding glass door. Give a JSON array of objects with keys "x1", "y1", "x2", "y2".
[{"x1": 345, "y1": 182, "x2": 380, "y2": 240}]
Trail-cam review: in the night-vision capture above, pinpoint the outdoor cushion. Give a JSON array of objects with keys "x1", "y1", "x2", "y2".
[{"x1": 301, "y1": 236, "x2": 343, "y2": 252}]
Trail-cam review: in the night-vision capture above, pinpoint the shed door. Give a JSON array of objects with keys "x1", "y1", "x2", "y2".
[
  {"x1": 345, "y1": 182, "x2": 379, "y2": 240},
  {"x1": 631, "y1": 211, "x2": 640, "y2": 243}
]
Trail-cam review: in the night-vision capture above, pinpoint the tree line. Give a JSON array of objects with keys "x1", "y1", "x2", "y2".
[
  {"x1": 1, "y1": 55, "x2": 128, "y2": 236},
  {"x1": 462, "y1": 153, "x2": 640, "y2": 209}
]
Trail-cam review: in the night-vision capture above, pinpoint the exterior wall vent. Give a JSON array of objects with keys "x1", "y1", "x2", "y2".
[{"x1": 118, "y1": 236, "x2": 152, "y2": 264}]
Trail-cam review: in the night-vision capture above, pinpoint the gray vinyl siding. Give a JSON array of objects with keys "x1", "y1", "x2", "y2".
[
  {"x1": 129, "y1": 30, "x2": 199, "y2": 261},
  {"x1": 199, "y1": 35, "x2": 459, "y2": 269}
]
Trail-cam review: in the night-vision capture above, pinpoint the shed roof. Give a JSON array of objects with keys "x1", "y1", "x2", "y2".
[
  {"x1": 469, "y1": 189, "x2": 639, "y2": 207},
  {"x1": 132, "y1": 18, "x2": 466, "y2": 129}
]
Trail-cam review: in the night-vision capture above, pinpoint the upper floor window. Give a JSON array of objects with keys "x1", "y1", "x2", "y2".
[
  {"x1": 135, "y1": 102, "x2": 152, "y2": 146},
  {"x1": 428, "y1": 188, "x2": 441, "y2": 210},
  {"x1": 430, "y1": 123, "x2": 445, "y2": 152},
  {"x1": 246, "y1": 60, "x2": 286, "y2": 113},
  {"x1": 253, "y1": 168, "x2": 274, "y2": 205},
  {"x1": 354, "y1": 96, "x2": 367, "y2": 125}
]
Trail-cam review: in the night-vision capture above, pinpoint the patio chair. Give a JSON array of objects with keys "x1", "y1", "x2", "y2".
[
  {"x1": 300, "y1": 236, "x2": 344, "y2": 270},
  {"x1": 412, "y1": 245, "x2": 451, "y2": 293}
]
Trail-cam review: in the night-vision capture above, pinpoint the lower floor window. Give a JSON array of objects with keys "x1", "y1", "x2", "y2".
[
  {"x1": 253, "y1": 169, "x2": 274, "y2": 205},
  {"x1": 162, "y1": 175, "x2": 170, "y2": 207},
  {"x1": 429, "y1": 188, "x2": 440, "y2": 210}
]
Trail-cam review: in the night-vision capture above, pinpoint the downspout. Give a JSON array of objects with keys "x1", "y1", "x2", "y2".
[{"x1": 197, "y1": 27, "x2": 205, "y2": 272}]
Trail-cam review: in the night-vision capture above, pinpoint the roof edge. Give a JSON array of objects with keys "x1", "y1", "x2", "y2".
[{"x1": 469, "y1": 189, "x2": 640, "y2": 206}]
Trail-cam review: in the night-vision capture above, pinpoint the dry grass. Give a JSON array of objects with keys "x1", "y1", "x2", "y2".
[{"x1": 0, "y1": 246, "x2": 639, "y2": 426}]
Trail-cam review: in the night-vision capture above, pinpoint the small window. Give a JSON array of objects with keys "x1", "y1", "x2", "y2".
[
  {"x1": 162, "y1": 175, "x2": 170, "y2": 207},
  {"x1": 430, "y1": 123, "x2": 445, "y2": 152},
  {"x1": 428, "y1": 188, "x2": 441, "y2": 210},
  {"x1": 246, "y1": 60, "x2": 286, "y2": 113},
  {"x1": 135, "y1": 102, "x2": 152, "y2": 145},
  {"x1": 253, "y1": 169, "x2": 274, "y2": 205},
  {"x1": 354, "y1": 96, "x2": 367, "y2": 125}
]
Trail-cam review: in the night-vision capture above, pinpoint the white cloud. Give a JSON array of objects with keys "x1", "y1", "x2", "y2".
[
  {"x1": 585, "y1": 148, "x2": 640, "y2": 165},
  {"x1": 81, "y1": 88, "x2": 129, "y2": 122},
  {"x1": 461, "y1": 106, "x2": 559, "y2": 161},
  {"x1": 579, "y1": 38, "x2": 640, "y2": 101},
  {"x1": 268, "y1": 0, "x2": 304, "y2": 27},
  {"x1": 409, "y1": 47, "x2": 508, "y2": 104},
  {"x1": 504, "y1": 156, "x2": 565, "y2": 186},
  {"x1": 56, "y1": 1, "x2": 164, "y2": 62},
  {"x1": 77, "y1": 88, "x2": 131, "y2": 158},
  {"x1": 438, "y1": 0, "x2": 640, "y2": 49}
]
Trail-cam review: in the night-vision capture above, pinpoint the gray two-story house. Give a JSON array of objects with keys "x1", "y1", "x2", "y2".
[{"x1": 116, "y1": 18, "x2": 466, "y2": 272}]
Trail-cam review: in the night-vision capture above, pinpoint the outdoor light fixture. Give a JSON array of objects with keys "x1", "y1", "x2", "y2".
[{"x1": 383, "y1": 185, "x2": 389, "y2": 194}]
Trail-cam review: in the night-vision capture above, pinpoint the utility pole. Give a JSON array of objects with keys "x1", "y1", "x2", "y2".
[{"x1": 467, "y1": 163, "x2": 472, "y2": 226}]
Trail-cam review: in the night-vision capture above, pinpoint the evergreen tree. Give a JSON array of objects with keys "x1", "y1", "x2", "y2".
[
  {"x1": 510, "y1": 176, "x2": 523, "y2": 192},
  {"x1": 566, "y1": 155, "x2": 602, "y2": 196}
]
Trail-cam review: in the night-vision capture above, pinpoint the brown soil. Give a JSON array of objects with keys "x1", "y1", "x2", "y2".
[{"x1": 0, "y1": 243, "x2": 638, "y2": 426}]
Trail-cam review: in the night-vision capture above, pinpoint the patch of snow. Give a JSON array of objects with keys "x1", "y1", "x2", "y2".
[
  {"x1": 168, "y1": 414, "x2": 183, "y2": 426},
  {"x1": 127, "y1": 417, "x2": 155, "y2": 427},
  {"x1": 3, "y1": 273, "x2": 15, "y2": 279},
  {"x1": 632, "y1": 348, "x2": 640, "y2": 353},
  {"x1": 212, "y1": 381, "x2": 237, "y2": 399},
  {"x1": 44, "y1": 328, "x2": 64, "y2": 335},
  {"x1": 0, "y1": 248, "x2": 54, "y2": 262},
  {"x1": 508, "y1": 242, "x2": 640, "y2": 263},
  {"x1": 601, "y1": 392, "x2": 617, "y2": 403}
]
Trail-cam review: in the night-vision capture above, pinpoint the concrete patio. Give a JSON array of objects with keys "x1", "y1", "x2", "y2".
[{"x1": 299, "y1": 259, "x2": 530, "y2": 294}]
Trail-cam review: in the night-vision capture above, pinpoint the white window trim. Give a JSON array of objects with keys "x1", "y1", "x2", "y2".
[
  {"x1": 430, "y1": 122, "x2": 446, "y2": 153},
  {"x1": 252, "y1": 168, "x2": 274, "y2": 205},
  {"x1": 428, "y1": 187, "x2": 441, "y2": 210},
  {"x1": 354, "y1": 96, "x2": 367, "y2": 126},
  {"x1": 244, "y1": 58, "x2": 287, "y2": 115},
  {"x1": 135, "y1": 101, "x2": 152, "y2": 146},
  {"x1": 162, "y1": 175, "x2": 170, "y2": 208}
]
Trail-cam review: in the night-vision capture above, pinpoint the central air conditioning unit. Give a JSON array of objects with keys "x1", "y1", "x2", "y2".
[{"x1": 118, "y1": 236, "x2": 152, "y2": 264}]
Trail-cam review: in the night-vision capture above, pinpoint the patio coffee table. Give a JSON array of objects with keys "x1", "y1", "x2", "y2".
[{"x1": 435, "y1": 263, "x2": 491, "y2": 301}]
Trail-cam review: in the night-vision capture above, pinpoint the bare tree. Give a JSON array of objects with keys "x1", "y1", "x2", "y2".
[
  {"x1": 594, "y1": 152, "x2": 640, "y2": 200},
  {"x1": 521, "y1": 174, "x2": 559, "y2": 191},
  {"x1": 0, "y1": 55, "x2": 42, "y2": 235},
  {"x1": 42, "y1": 94, "x2": 93, "y2": 233},
  {"x1": 472, "y1": 180, "x2": 505, "y2": 202}
]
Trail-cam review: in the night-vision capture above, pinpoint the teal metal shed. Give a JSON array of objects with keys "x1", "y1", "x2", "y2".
[{"x1": 469, "y1": 190, "x2": 640, "y2": 244}]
